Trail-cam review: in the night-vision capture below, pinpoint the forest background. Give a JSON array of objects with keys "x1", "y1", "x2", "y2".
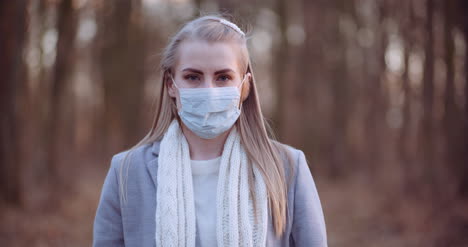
[{"x1": 1, "y1": 0, "x2": 468, "y2": 246}]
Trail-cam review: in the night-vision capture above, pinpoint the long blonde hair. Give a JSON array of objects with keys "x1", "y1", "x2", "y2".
[{"x1": 119, "y1": 14, "x2": 294, "y2": 237}]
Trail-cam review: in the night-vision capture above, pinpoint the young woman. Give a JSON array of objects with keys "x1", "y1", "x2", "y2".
[{"x1": 93, "y1": 15, "x2": 327, "y2": 247}]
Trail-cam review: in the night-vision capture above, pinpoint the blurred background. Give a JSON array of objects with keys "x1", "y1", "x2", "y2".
[{"x1": 1, "y1": 0, "x2": 468, "y2": 246}]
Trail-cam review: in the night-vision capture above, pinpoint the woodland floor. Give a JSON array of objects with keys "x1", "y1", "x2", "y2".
[{"x1": 1, "y1": 162, "x2": 467, "y2": 247}]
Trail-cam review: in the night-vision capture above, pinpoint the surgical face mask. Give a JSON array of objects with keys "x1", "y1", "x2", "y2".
[{"x1": 171, "y1": 75, "x2": 246, "y2": 139}]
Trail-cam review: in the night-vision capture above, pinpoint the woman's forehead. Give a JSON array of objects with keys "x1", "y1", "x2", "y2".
[{"x1": 175, "y1": 40, "x2": 242, "y2": 74}]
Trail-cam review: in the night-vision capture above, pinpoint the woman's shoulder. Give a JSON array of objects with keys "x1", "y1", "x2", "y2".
[
  {"x1": 271, "y1": 140, "x2": 305, "y2": 164},
  {"x1": 270, "y1": 140, "x2": 310, "y2": 180},
  {"x1": 108, "y1": 141, "x2": 158, "y2": 171}
]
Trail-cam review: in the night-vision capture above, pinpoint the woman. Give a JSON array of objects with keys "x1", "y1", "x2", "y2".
[{"x1": 93, "y1": 15, "x2": 327, "y2": 247}]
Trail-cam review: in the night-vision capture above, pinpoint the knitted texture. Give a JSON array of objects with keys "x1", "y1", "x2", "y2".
[{"x1": 155, "y1": 120, "x2": 268, "y2": 247}]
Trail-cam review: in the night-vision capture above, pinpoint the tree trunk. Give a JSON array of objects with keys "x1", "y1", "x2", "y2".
[
  {"x1": 329, "y1": 0, "x2": 349, "y2": 178},
  {"x1": 459, "y1": 0, "x2": 468, "y2": 198},
  {"x1": 365, "y1": 0, "x2": 387, "y2": 178},
  {"x1": 443, "y1": 0, "x2": 460, "y2": 201},
  {"x1": 96, "y1": 0, "x2": 147, "y2": 155},
  {"x1": 272, "y1": 0, "x2": 289, "y2": 140},
  {"x1": 420, "y1": 0, "x2": 435, "y2": 197},
  {"x1": 0, "y1": 0, "x2": 28, "y2": 206},
  {"x1": 398, "y1": 0, "x2": 413, "y2": 194},
  {"x1": 45, "y1": 0, "x2": 78, "y2": 191}
]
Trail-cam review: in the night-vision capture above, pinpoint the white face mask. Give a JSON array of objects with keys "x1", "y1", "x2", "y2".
[{"x1": 171, "y1": 75, "x2": 246, "y2": 139}]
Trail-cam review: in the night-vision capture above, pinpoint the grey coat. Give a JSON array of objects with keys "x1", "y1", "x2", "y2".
[{"x1": 93, "y1": 140, "x2": 328, "y2": 247}]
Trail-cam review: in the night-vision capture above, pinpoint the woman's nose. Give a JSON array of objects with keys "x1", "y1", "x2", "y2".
[{"x1": 200, "y1": 77, "x2": 215, "y2": 88}]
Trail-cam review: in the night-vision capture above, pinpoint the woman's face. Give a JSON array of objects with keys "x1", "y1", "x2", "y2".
[{"x1": 167, "y1": 40, "x2": 251, "y2": 109}]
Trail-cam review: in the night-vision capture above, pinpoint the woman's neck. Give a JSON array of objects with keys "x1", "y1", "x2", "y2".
[{"x1": 180, "y1": 122, "x2": 231, "y2": 160}]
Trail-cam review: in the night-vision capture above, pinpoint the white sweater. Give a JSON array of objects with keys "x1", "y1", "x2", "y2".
[{"x1": 191, "y1": 156, "x2": 222, "y2": 247}]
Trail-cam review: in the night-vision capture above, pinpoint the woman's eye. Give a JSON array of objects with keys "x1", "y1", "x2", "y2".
[
  {"x1": 217, "y1": 75, "x2": 231, "y2": 82},
  {"x1": 185, "y1": 74, "x2": 200, "y2": 81}
]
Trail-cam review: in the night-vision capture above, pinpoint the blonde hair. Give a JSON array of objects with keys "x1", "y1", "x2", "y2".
[{"x1": 119, "y1": 14, "x2": 294, "y2": 237}]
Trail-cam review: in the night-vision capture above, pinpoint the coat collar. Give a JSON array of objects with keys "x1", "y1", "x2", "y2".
[
  {"x1": 151, "y1": 140, "x2": 161, "y2": 156},
  {"x1": 146, "y1": 140, "x2": 161, "y2": 187}
]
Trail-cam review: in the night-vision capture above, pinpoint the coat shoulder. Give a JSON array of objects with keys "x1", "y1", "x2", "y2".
[
  {"x1": 109, "y1": 142, "x2": 158, "y2": 171},
  {"x1": 270, "y1": 140, "x2": 306, "y2": 183},
  {"x1": 271, "y1": 140, "x2": 303, "y2": 165}
]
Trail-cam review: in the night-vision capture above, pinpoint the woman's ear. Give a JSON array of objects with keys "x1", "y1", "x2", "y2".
[
  {"x1": 166, "y1": 73, "x2": 177, "y2": 98},
  {"x1": 240, "y1": 72, "x2": 252, "y2": 102}
]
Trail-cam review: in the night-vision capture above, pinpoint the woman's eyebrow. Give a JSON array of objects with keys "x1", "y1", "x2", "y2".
[
  {"x1": 182, "y1": 68, "x2": 235, "y2": 75},
  {"x1": 182, "y1": 68, "x2": 203, "y2": 74},
  {"x1": 214, "y1": 68, "x2": 235, "y2": 75}
]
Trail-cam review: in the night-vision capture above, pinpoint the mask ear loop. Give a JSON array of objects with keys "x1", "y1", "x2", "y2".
[
  {"x1": 169, "y1": 74, "x2": 180, "y2": 90},
  {"x1": 168, "y1": 73, "x2": 182, "y2": 118},
  {"x1": 238, "y1": 74, "x2": 248, "y2": 109}
]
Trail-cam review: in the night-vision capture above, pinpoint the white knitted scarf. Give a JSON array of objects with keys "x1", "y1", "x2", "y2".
[{"x1": 155, "y1": 120, "x2": 268, "y2": 247}]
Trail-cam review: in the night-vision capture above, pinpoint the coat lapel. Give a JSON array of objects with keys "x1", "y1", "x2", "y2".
[{"x1": 146, "y1": 141, "x2": 161, "y2": 187}]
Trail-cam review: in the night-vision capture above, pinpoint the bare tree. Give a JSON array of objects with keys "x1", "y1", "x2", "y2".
[
  {"x1": 272, "y1": 0, "x2": 290, "y2": 139},
  {"x1": 96, "y1": 0, "x2": 147, "y2": 154},
  {"x1": 459, "y1": 0, "x2": 468, "y2": 198},
  {"x1": 0, "y1": 0, "x2": 28, "y2": 206},
  {"x1": 420, "y1": 0, "x2": 435, "y2": 194},
  {"x1": 398, "y1": 0, "x2": 414, "y2": 193},
  {"x1": 329, "y1": 0, "x2": 350, "y2": 178},
  {"x1": 44, "y1": 0, "x2": 78, "y2": 190}
]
